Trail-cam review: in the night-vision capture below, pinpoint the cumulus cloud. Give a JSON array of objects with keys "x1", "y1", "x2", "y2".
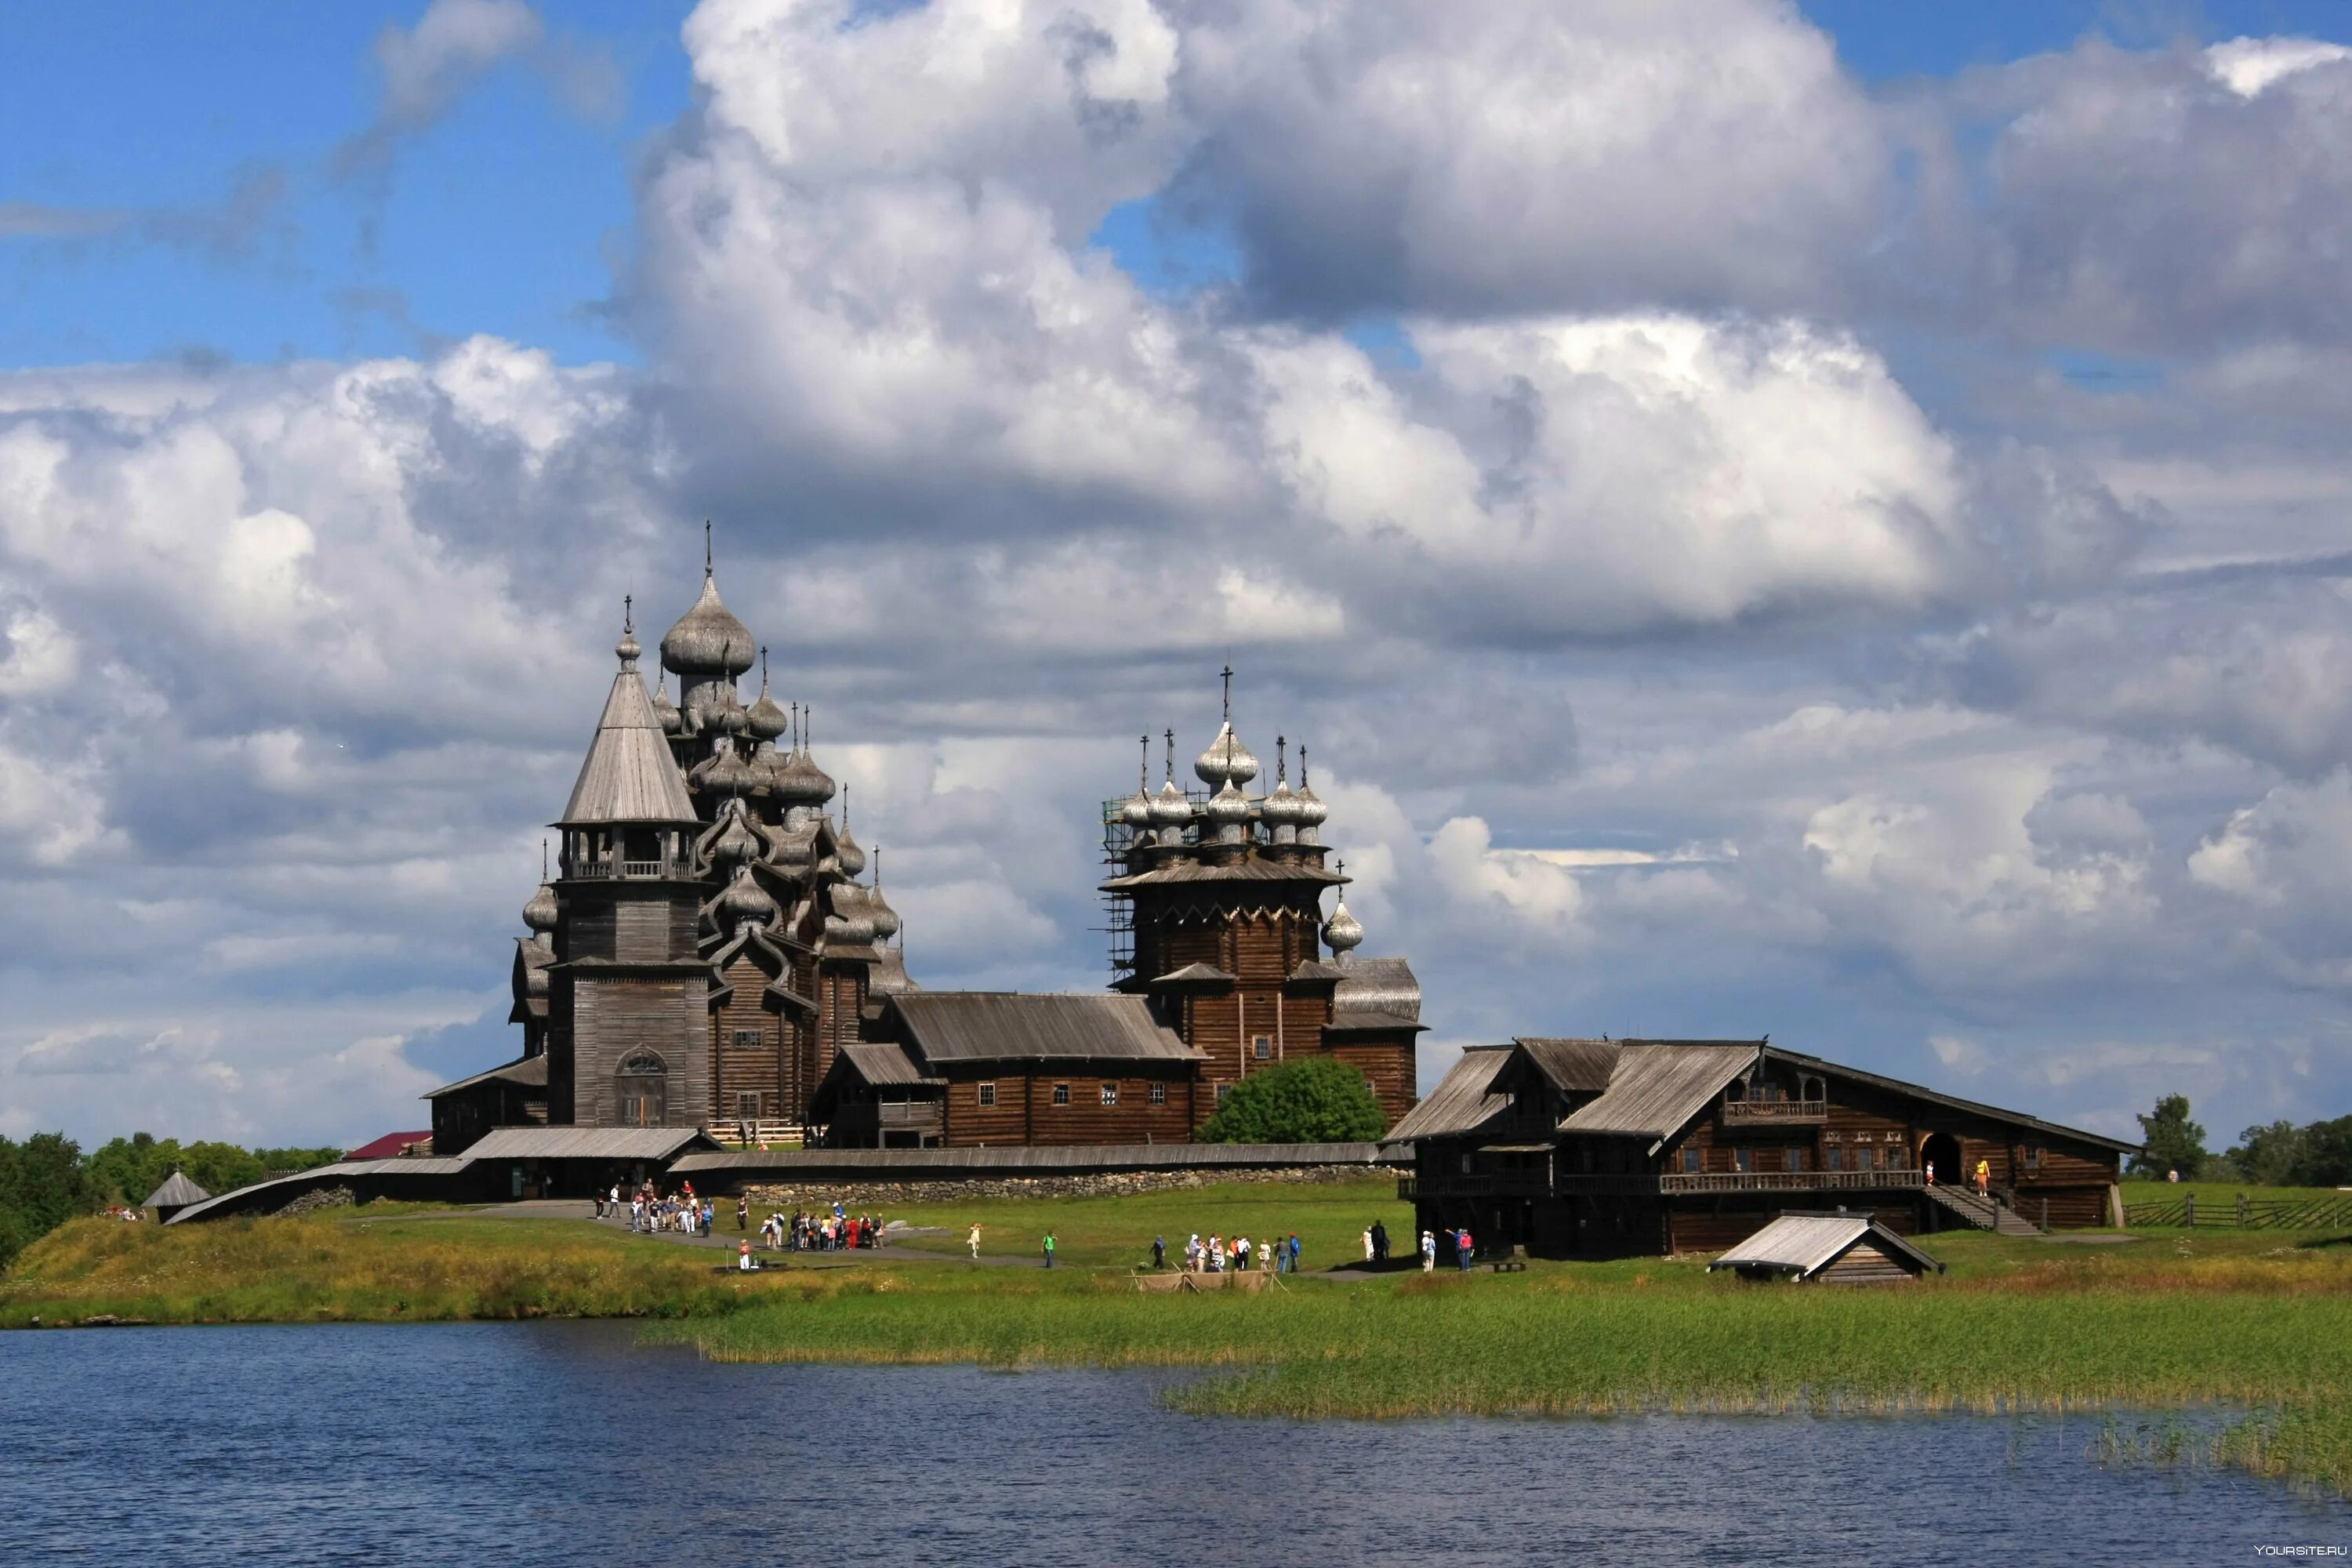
[
  {"x1": 1170, "y1": 0, "x2": 1885, "y2": 319},
  {"x1": 13, "y1": 0, "x2": 2352, "y2": 1147}
]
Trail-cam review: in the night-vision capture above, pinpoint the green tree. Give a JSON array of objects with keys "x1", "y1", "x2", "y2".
[
  {"x1": 2130, "y1": 1094, "x2": 2208, "y2": 1179},
  {"x1": 1198, "y1": 1058, "x2": 1389, "y2": 1145},
  {"x1": 0, "y1": 1132, "x2": 91, "y2": 1272},
  {"x1": 2226, "y1": 1120, "x2": 2307, "y2": 1188},
  {"x1": 2296, "y1": 1116, "x2": 2352, "y2": 1188}
]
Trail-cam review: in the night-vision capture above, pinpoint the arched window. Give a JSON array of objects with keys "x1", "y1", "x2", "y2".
[{"x1": 617, "y1": 1049, "x2": 668, "y2": 1127}]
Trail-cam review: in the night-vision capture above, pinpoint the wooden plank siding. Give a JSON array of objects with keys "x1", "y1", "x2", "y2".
[
  {"x1": 710, "y1": 951, "x2": 785, "y2": 1124},
  {"x1": 937, "y1": 1069, "x2": 1192, "y2": 1148}
]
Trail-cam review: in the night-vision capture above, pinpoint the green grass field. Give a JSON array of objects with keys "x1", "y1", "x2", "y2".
[
  {"x1": 880, "y1": 1176, "x2": 1412, "y2": 1269},
  {"x1": 2118, "y1": 1179, "x2": 2352, "y2": 1209}
]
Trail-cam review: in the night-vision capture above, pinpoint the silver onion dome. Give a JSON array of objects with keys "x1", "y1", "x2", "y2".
[
  {"x1": 695, "y1": 741, "x2": 753, "y2": 797},
  {"x1": 1295, "y1": 744, "x2": 1328, "y2": 841},
  {"x1": 1205, "y1": 779, "x2": 1252, "y2": 841},
  {"x1": 703, "y1": 679, "x2": 749, "y2": 735},
  {"x1": 825, "y1": 884, "x2": 877, "y2": 945},
  {"x1": 715, "y1": 864, "x2": 778, "y2": 928},
  {"x1": 833, "y1": 823, "x2": 867, "y2": 880},
  {"x1": 521, "y1": 883, "x2": 559, "y2": 933},
  {"x1": 1149, "y1": 778, "x2": 1191, "y2": 832},
  {"x1": 660, "y1": 571, "x2": 756, "y2": 677},
  {"x1": 709, "y1": 805, "x2": 760, "y2": 868},
  {"x1": 1323, "y1": 898, "x2": 1363, "y2": 956},
  {"x1": 772, "y1": 747, "x2": 835, "y2": 810},
  {"x1": 652, "y1": 673, "x2": 681, "y2": 736},
  {"x1": 1194, "y1": 720, "x2": 1260, "y2": 788},
  {"x1": 746, "y1": 651, "x2": 788, "y2": 742},
  {"x1": 867, "y1": 884, "x2": 901, "y2": 942}
]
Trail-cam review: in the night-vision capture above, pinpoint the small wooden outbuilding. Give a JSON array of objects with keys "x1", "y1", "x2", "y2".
[
  {"x1": 142, "y1": 1170, "x2": 211, "y2": 1222},
  {"x1": 1709, "y1": 1213, "x2": 1944, "y2": 1284}
]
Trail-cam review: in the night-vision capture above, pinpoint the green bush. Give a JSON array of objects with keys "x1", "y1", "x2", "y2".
[{"x1": 1198, "y1": 1057, "x2": 1388, "y2": 1144}]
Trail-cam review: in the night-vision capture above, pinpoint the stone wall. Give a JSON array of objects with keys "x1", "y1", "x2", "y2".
[{"x1": 741, "y1": 1160, "x2": 1399, "y2": 1210}]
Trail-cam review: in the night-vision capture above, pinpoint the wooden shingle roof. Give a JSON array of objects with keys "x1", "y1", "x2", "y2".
[
  {"x1": 887, "y1": 993, "x2": 1200, "y2": 1064},
  {"x1": 1384, "y1": 1045, "x2": 1515, "y2": 1143},
  {"x1": 1710, "y1": 1214, "x2": 1944, "y2": 1279},
  {"x1": 1515, "y1": 1036, "x2": 1621, "y2": 1094},
  {"x1": 1559, "y1": 1041, "x2": 1759, "y2": 1138},
  {"x1": 142, "y1": 1170, "x2": 210, "y2": 1209},
  {"x1": 560, "y1": 666, "x2": 697, "y2": 825}
]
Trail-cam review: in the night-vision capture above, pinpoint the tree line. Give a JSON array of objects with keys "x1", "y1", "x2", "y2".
[
  {"x1": 0, "y1": 1131, "x2": 343, "y2": 1271},
  {"x1": 2131, "y1": 1094, "x2": 2352, "y2": 1188}
]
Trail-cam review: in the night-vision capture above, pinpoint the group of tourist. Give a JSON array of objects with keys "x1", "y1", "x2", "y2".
[
  {"x1": 757, "y1": 1204, "x2": 883, "y2": 1252},
  {"x1": 1421, "y1": 1226, "x2": 1475, "y2": 1271},
  {"x1": 1160, "y1": 1231, "x2": 1303, "y2": 1273},
  {"x1": 597, "y1": 1180, "x2": 716, "y2": 1237}
]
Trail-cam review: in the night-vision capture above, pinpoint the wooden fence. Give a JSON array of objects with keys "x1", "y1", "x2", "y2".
[{"x1": 2122, "y1": 1193, "x2": 2352, "y2": 1230}]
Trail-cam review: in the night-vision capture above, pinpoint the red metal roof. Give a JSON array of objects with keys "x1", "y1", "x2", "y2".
[{"x1": 344, "y1": 1131, "x2": 434, "y2": 1161}]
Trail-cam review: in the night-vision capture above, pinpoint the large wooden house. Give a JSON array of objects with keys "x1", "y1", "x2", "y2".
[
  {"x1": 426, "y1": 563, "x2": 1420, "y2": 1152},
  {"x1": 1394, "y1": 1036, "x2": 2134, "y2": 1256}
]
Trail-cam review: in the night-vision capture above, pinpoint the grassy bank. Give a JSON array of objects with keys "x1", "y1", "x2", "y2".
[{"x1": 0, "y1": 1208, "x2": 789, "y2": 1325}]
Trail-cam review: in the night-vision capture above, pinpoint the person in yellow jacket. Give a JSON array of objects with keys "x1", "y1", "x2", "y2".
[{"x1": 1974, "y1": 1158, "x2": 1991, "y2": 1199}]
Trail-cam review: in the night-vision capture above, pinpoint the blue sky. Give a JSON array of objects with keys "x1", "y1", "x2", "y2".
[
  {"x1": 9, "y1": 2, "x2": 2349, "y2": 369},
  {"x1": 5, "y1": 0, "x2": 2352, "y2": 1149}
]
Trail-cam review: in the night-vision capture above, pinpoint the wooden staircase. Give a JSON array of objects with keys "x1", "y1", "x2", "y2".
[{"x1": 1926, "y1": 1183, "x2": 2042, "y2": 1236}]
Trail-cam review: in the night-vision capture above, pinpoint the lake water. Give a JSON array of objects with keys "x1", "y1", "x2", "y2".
[{"x1": 3, "y1": 1322, "x2": 2343, "y2": 1565}]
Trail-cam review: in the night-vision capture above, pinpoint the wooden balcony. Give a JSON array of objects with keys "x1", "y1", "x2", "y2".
[
  {"x1": 1720, "y1": 1100, "x2": 1828, "y2": 1125},
  {"x1": 1550, "y1": 1170, "x2": 1923, "y2": 1197},
  {"x1": 569, "y1": 857, "x2": 691, "y2": 880}
]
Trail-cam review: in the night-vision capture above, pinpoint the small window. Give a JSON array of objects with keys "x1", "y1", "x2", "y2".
[
  {"x1": 1827, "y1": 1147, "x2": 1844, "y2": 1172},
  {"x1": 1885, "y1": 1143, "x2": 1907, "y2": 1170},
  {"x1": 1788, "y1": 1146, "x2": 1811, "y2": 1173},
  {"x1": 1252, "y1": 1035, "x2": 1272, "y2": 1060},
  {"x1": 1052, "y1": 1083, "x2": 1070, "y2": 1105},
  {"x1": 1679, "y1": 1148, "x2": 1700, "y2": 1174},
  {"x1": 1100, "y1": 1083, "x2": 1118, "y2": 1106},
  {"x1": 1855, "y1": 1145, "x2": 1876, "y2": 1174},
  {"x1": 1215, "y1": 1083, "x2": 1232, "y2": 1102},
  {"x1": 1733, "y1": 1147, "x2": 1753, "y2": 1173},
  {"x1": 2025, "y1": 1142, "x2": 2044, "y2": 1171},
  {"x1": 735, "y1": 1091, "x2": 761, "y2": 1119},
  {"x1": 977, "y1": 1082, "x2": 996, "y2": 1108},
  {"x1": 1148, "y1": 1082, "x2": 1166, "y2": 1105},
  {"x1": 731, "y1": 1029, "x2": 762, "y2": 1051}
]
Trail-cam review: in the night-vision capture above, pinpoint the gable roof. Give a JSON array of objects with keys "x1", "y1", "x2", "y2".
[
  {"x1": 888, "y1": 993, "x2": 1200, "y2": 1064},
  {"x1": 423, "y1": 1054, "x2": 549, "y2": 1100},
  {"x1": 1385, "y1": 1045, "x2": 1515, "y2": 1143},
  {"x1": 835, "y1": 1040, "x2": 944, "y2": 1088},
  {"x1": 464, "y1": 1126, "x2": 720, "y2": 1161},
  {"x1": 1557, "y1": 1041, "x2": 1761, "y2": 1138},
  {"x1": 143, "y1": 1170, "x2": 210, "y2": 1209},
  {"x1": 1762, "y1": 1044, "x2": 2140, "y2": 1154},
  {"x1": 1515, "y1": 1036, "x2": 1620, "y2": 1093},
  {"x1": 560, "y1": 666, "x2": 697, "y2": 824},
  {"x1": 344, "y1": 1130, "x2": 435, "y2": 1160},
  {"x1": 1710, "y1": 1214, "x2": 1944, "y2": 1279}
]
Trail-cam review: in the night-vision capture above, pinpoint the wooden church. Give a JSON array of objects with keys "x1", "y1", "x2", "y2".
[{"x1": 426, "y1": 550, "x2": 1419, "y2": 1152}]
